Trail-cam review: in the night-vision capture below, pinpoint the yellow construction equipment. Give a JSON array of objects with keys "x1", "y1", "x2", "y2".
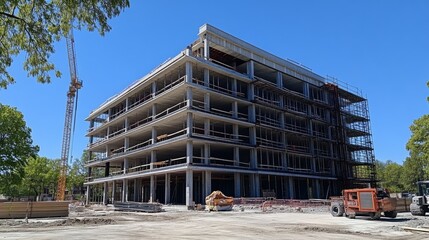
[{"x1": 56, "y1": 27, "x2": 82, "y2": 201}]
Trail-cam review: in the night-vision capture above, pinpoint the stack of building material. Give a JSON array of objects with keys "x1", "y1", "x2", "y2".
[
  {"x1": 0, "y1": 201, "x2": 69, "y2": 219},
  {"x1": 113, "y1": 202, "x2": 162, "y2": 213},
  {"x1": 205, "y1": 191, "x2": 233, "y2": 211}
]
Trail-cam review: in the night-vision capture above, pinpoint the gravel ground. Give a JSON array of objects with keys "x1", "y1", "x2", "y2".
[{"x1": 1, "y1": 204, "x2": 429, "y2": 239}]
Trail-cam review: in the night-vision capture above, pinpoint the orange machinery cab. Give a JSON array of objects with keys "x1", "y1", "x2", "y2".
[{"x1": 343, "y1": 188, "x2": 396, "y2": 218}]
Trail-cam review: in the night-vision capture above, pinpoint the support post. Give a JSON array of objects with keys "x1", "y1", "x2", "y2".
[
  {"x1": 103, "y1": 182, "x2": 108, "y2": 205},
  {"x1": 186, "y1": 140, "x2": 193, "y2": 164},
  {"x1": 289, "y1": 177, "x2": 295, "y2": 199},
  {"x1": 204, "y1": 39, "x2": 210, "y2": 60},
  {"x1": 86, "y1": 185, "x2": 90, "y2": 205},
  {"x1": 205, "y1": 171, "x2": 211, "y2": 197},
  {"x1": 234, "y1": 172, "x2": 241, "y2": 197},
  {"x1": 185, "y1": 62, "x2": 193, "y2": 83},
  {"x1": 165, "y1": 173, "x2": 170, "y2": 204},
  {"x1": 186, "y1": 170, "x2": 194, "y2": 209},
  {"x1": 150, "y1": 175, "x2": 156, "y2": 202},
  {"x1": 112, "y1": 181, "x2": 116, "y2": 203}
]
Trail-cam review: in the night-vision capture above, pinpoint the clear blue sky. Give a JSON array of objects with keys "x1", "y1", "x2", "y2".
[{"x1": 1, "y1": 0, "x2": 428, "y2": 164}]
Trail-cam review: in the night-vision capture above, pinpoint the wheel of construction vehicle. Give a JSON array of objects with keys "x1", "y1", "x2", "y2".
[
  {"x1": 369, "y1": 212, "x2": 381, "y2": 220},
  {"x1": 384, "y1": 211, "x2": 397, "y2": 218},
  {"x1": 330, "y1": 202, "x2": 344, "y2": 217}
]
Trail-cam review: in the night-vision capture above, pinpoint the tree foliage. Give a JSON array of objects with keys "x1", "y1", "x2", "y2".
[
  {"x1": 376, "y1": 160, "x2": 404, "y2": 193},
  {"x1": 67, "y1": 152, "x2": 86, "y2": 193},
  {"x1": 0, "y1": 0, "x2": 130, "y2": 89},
  {"x1": 19, "y1": 157, "x2": 60, "y2": 199},
  {"x1": 0, "y1": 104, "x2": 38, "y2": 195}
]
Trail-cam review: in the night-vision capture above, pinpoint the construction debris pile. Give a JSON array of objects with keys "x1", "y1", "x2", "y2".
[{"x1": 205, "y1": 191, "x2": 233, "y2": 211}]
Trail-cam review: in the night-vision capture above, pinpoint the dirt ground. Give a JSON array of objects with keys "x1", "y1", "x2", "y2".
[{"x1": 1, "y1": 205, "x2": 429, "y2": 240}]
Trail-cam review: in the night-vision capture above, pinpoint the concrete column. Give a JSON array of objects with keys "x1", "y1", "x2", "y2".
[
  {"x1": 152, "y1": 81, "x2": 157, "y2": 97},
  {"x1": 234, "y1": 147, "x2": 239, "y2": 166},
  {"x1": 125, "y1": 97, "x2": 129, "y2": 111},
  {"x1": 122, "y1": 179, "x2": 127, "y2": 202},
  {"x1": 204, "y1": 39, "x2": 210, "y2": 60},
  {"x1": 232, "y1": 78, "x2": 237, "y2": 97},
  {"x1": 106, "y1": 144, "x2": 110, "y2": 156},
  {"x1": 185, "y1": 62, "x2": 193, "y2": 83},
  {"x1": 104, "y1": 162, "x2": 110, "y2": 177},
  {"x1": 289, "y1": 177, "x2": 295, "y2": 199},
  {"x1": 152, "y1": 103, "x2": 157, "y2": 119},
  {"x1": 314, "y1": 179, "x2": 321, "y2": 199},
  {"x1": 249, "y1": 174, "x2": 255, "y2": 196},
  {"x1": 112, "y1": 181, "x2": 116, "y2": 203},
  {"x1": 276, "y1": 71, "x2": 283, "y2": 88},
  {"x1": 103, "y1": 182, "x2": 108, "y2": 205},
  {"x1": 303, "y1": 82, "x2": 310, "y2": 98},
  {"x1": 187, "y1": 112, "x2": 193, "y2": 136},
  {"x1": 282, "y1": 132, "x2": 286, "y2": 148},
  {"x1": 152, "y1": 126, "x2": 157, "y2": 144},
  {"x1": 165, "y1": 173, "x2": 170, "y2": 204},
  {"x1": 234, "y1": 173, "x2": 241, "y2": 197},
  {"x1": 204, "y1": 143, "x2": 210, "y2": 165},
  {"x1": 124, "y1": 137, "x2": 129, "y2": 152},
  {"x1": 279, "y1": 112, "x2": 285, "y2": 129},
  {"x1": 186, "y1": 169, "x2": 194, "y2": 209},
  {"x1": 204, "y1": 93, "x2": 210, "y2": 111},
  {"x1": 279, "y1": 95, "x2": 284, "y2": 108},
  {"x1": 282, "y1": 152, "x2": 288, "y2": 170},
  {"x1": 205, "y1": 171, "x2": 212, "y2": 196},
  {"x1": 247, "y1": 60, "x2": 254, "y2": 79},
  {"x1": 248, "y1": 84, "x2": 255, "y2": 101},
  {"x1": 123, "y1": 158, "x2": 129, "y2": 174},
  {"x1": 151, "y1": 151, "x2": 156, "y2": 169},
  {"x1": 86, "y1": 185, "x2": 90, "y2": 204},
  {"x1": 249, "y1": 127, "x2": 256, "y2": 145},
  {"x1": 133, "y1": 179, "x2": 137, "y2": 201},
  {"x1": 125, "y1": 117, "x2": 129, "y2": 132},
  {"x1": 254, "y1": 174, "x2": 260, "y2": 197},
  {"x1": 186, "y1": 87, "x2": 193, "y2": 107},
  {"x1": 186, "y1": 140, "x2": 193, "y2": 164},
  {"x1": 108, "y1": 108, "x2": 112, "y2": 122},
  {"x1": 233, "y1": 124, "x2": 239, "y2": 140},
  {"x1": 248, "y1": 104, "x2": 256, "y2": 122},
  {"x1": 250, "y1": 148, "x2": 257, "y2": 169},
  {"x1": 150, "y1": 175, "x2": 156, "y2": 202},
  {"x1": 204, "y1": 69, "x2": 210, "y2": 87},
  {"x1": 232, "y1": 101, "x2": 238, "y2": 118},
  {"x1": 136, "y1": 179, "x2": 142, "y2": 202},
  {"x1": 204, "y1": 119, "x2": 210, "y2": 136},
  {"x1": 331, "y1": 160, "x2": 336, "y2": 176}
]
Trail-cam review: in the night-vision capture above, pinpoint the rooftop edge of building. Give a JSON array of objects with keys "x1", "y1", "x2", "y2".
[{"x1": 86, "y1": 24, "x2": 361, "y2": 121}]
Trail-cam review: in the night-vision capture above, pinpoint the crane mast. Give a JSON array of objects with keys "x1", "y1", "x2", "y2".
[{"x1": 56, "y1": 28, "x2": 82, "y2": 201}]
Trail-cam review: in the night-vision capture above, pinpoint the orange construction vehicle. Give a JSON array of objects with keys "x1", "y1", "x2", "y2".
[{"x1": 330, "y1": 188, "x2": 397, "y2": 220}]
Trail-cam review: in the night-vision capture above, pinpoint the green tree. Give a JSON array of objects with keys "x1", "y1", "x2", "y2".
[
  {"x1": 401, "y1": 114, "x2": 429, "y2": 192},
  {"x1": 382, "y1": 161, "x2": 404, "y2": 193},
  {"x1": 67, "y1": 155, "x2": 86, "y2": 195},
  {"x1": 19, "y1": 157, "x2": 59, "y2": 199},
  {"x1": 0, "y1": 104, "x2": 38, "y2": 196},
  {"x1": 375, "y1": 160, "x2": 385, "y2": 185},
  {"x1": 0, "y1": 0, "x2": 130, "y2": 89}
]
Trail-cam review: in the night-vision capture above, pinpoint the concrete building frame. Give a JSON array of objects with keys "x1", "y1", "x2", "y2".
[{"x1": 84, "y1": 24, "x2": 376, "y2": 207}]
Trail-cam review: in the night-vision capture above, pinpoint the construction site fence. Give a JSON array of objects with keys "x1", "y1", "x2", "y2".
[{"x1": 233, "y1": 198, "x2": 331, "y2": 207}]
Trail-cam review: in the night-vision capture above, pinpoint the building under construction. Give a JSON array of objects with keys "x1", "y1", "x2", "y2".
[{"x1": 84, "y1": 24, "x2": 376, "y2": 207}]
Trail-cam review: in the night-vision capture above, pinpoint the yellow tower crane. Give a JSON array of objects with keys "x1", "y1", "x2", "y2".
[{"x1": 56, "y1": 28, "x2": 82, "y2": 201}]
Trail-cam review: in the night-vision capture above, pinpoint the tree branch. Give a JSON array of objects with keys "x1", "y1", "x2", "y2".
[{"x1": 0, "y1": 11, "x2": 24, "y2": 21}]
